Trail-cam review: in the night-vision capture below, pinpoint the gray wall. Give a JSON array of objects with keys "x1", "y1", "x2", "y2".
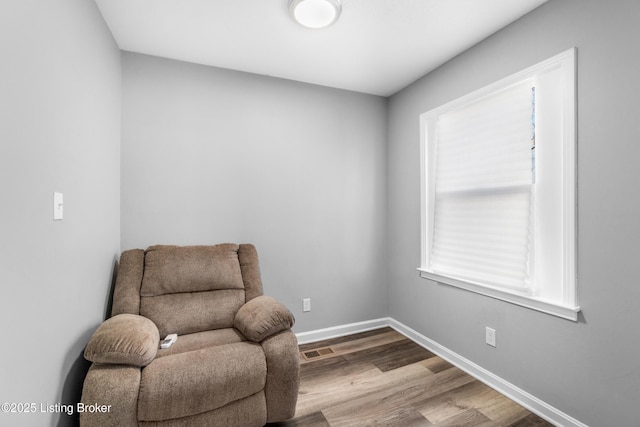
[
  {"x1": 121, "y1": 53, "x2": 389, "y2": 332},
  {"x1": 4, "y1": 0, "x2": 637, "y2": 425},
  {"x1": 0, "y1": 1, "x2": 121, "y2": 426},
  {"x1": 387, "y1": 0, "x2": 640, "y2": 425}
]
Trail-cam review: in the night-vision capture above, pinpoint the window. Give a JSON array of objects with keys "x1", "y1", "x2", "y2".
[{"x1": 419, "y1": 48, "x2": 579, "y2": 320}]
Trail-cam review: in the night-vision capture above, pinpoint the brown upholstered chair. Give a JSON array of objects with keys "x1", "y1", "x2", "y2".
[{"x1": 80, "y1": 243, "x2": 299, "y2": 426}]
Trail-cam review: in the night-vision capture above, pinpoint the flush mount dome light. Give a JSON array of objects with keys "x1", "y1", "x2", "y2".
[{"x1": 289, "y1": 0, "x2": 342, "y2": 29}]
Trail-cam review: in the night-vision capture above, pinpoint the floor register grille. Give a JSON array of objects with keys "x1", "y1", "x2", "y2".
[{"x1": 301, "y1": 347, "x2": 335, "y2": 361}]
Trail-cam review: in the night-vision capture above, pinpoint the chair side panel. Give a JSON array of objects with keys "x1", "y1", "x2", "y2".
[
  {"x1": 111, "y1": 249, "x2": 145, "y2": 316},
  {"x1": 80, "y1": 364, "x2": 140, "y2": 426},
  {"x1": 239, "y1": 243, "x2": 263, "y2": 301}
]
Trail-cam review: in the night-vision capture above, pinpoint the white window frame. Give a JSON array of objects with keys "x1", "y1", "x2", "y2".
[{"x1": 418, "y1": 48, "x2": 579, "y2": 321}]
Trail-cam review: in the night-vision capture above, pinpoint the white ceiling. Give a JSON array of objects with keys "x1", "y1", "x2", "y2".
[{"x1": 95, "y1": 0, "x2": 548, "y2": 97}]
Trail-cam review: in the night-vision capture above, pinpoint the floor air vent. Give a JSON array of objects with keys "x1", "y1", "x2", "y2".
[{"x1": 301, "y1": 346, "x2": 334, "y2": 360}]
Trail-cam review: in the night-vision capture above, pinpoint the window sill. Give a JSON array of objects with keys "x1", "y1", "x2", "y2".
[{"x1": 417, "y1": 268, "x2": 580, "y2": 321}]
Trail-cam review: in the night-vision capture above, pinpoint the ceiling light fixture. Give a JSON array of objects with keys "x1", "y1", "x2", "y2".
[{"x1": 289, "y1": 0, "x2": 342, "y2": 29}]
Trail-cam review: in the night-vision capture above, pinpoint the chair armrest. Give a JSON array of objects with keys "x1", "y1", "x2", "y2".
[
  {"x1": 84, "y1": 314, "x2": 159, "y2": 367},
  {"x1": 234, "y1": 296, "x2": 295, "y2": 342},
  {"x1": 262, "y1": 330, "x2": 300, "y2": 421},
  {"x1": 80, "y1": 364, "x2": 141, "y2": 426}
]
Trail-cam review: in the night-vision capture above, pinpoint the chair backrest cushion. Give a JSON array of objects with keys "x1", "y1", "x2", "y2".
[{"x1": 139, "y1": 244, "x2": 246, "y2": 336}]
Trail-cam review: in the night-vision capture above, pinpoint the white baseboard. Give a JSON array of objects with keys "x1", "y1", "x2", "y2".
[
  {"x1": 295, "y1": 317, "x2": 391, "y2": 345},
  {"x1": 296, "y1": 317, "x2": 587, "y2": 427}
]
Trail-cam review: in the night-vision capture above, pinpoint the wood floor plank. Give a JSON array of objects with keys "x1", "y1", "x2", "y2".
[
  {"x1": 508, "y1": 413, "x2": 555, "y2": 426},
  {"x1": 296, "y1": 360, "x2": 431, "y2": 418},
  {"x1": 321, "y1": 366, "x2": 476, "y2": 425},
  {"x1": 300, "y1": 354, "x2": 376, "y2": 384},
  {"x1": 420, "y1": 355, "x2": 454, "y2": 374},
  {"x1": 477, "y1": 393, "x2": 538, "y2": 426},
  {"x1": 269, "y1": 411, "x2": 330, "y2": 427},
  {"x1": 300, "y1": 328, "x2": 406, "y2": 365},
  {"x1": 330, "y1": 328, "x2": 407, "y2": 354},
  {"x1": 331, "y1": 407, "x2": 434, "y2": 427},
  {"x1": 343, "y1": 338, "x2": 436, "y2": 372},
  {"x1": 437, "y1": 408, "x2": 493, "y2": 427},
  {"x1": 274, "y1": 328, "x2": 554, "y2": 427},
  {"x1": 419, "y1": 379, "x2": 499, "y2": 424},
  {"x1": 421, "y1": 378, "x2": 546, "y2": 426},
  {"x1": 298, "y1": 328, "x2": 398, "y2": 353},
  {"x1": 296, "y1": 363, "x2": 384, "y2": 416}
]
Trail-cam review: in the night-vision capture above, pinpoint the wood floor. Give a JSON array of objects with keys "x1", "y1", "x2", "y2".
[{"x1": 269, "y1": 327, "x2": 554, "y2": 427}]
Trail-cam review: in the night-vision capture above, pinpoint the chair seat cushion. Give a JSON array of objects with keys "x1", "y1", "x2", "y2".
[{"x1": 138, "y1": 342, "x2": 267, "y2": 421}]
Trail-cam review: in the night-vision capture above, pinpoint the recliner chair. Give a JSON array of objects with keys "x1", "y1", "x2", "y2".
[{"x1": 80, "y1": 243, "x2": 299, "y2": 426}]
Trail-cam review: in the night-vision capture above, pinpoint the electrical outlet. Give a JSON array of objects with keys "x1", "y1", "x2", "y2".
[
  {"x1": 485, "y1": 327, "x2": 496, "y2": 347},
  {"x1": 303, "y1": 298, "x2": 311, "y2": 312}
]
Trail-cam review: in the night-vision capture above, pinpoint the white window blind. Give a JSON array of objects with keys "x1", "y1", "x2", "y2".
[
  {"x1": 430, "y1": 81, "x2": 535, "y2": 292},
  {"x1": 419, "y1": 48, "x2": 579, "y2": 321}
]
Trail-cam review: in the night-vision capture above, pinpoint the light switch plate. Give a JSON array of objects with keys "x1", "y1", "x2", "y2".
[{"x1": 53, "y1": 192, "x2": 63, "y2": 220}]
